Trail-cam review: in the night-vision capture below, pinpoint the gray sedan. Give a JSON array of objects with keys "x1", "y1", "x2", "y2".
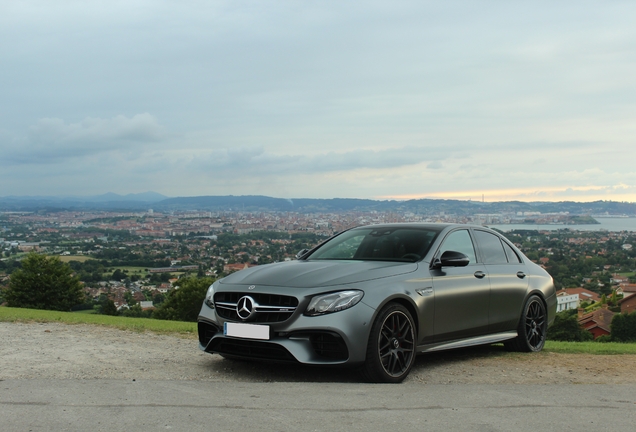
[{"x1": 198, "y1": 223, "x2": 556, "y2": 383}]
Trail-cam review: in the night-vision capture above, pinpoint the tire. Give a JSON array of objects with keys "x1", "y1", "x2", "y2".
[
  {"x1": 361, "y1": 303, "x2": 416, "y2": 383},
  {"x1": 504, "y1": 295, "x2": 547, "y2": 352}
]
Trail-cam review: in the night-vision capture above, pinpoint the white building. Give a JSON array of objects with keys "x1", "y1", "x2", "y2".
[{"x1": 556, "y1": 293, "x2": 579, "y2": 312}]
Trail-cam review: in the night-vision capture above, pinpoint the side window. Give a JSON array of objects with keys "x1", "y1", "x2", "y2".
[
  {"x1": 474, "y1": 230, "x2": 508, "y2": 264},
  {"x1": 438, "y1": 230, "x2": 477, "y2": 264},
  {"x1": 502, "y1": 241, "x2": 522, "y2": 263}
]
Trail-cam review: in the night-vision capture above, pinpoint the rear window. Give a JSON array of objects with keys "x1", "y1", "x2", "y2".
[{"x1": 474, "y1": 230, "x2": 508, "y2": 264}]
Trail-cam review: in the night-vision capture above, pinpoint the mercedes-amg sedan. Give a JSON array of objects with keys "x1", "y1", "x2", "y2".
[{"x1": 198, "y1": 223, "x2": 556, "y2": 383}]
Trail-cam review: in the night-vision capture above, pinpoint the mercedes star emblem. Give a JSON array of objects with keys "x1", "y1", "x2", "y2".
[{"x1": 236, "y1": 296, "x2": 256, "y2": 320}]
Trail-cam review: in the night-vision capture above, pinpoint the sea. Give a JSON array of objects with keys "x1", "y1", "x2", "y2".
[{"x1": 488, "y1": 217, "x2": 636, "y2": 233}]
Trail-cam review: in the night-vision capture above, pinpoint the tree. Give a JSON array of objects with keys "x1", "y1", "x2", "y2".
[
  {"x1": 97, "y1": 294, "x2": 118, "y2": 316},
  {"x1": 5, "y1": 253, "x2": 85, "y2": 311},
  {"x1": 610, "y1": 312, "x2": 636, "y2": 342},
  {"x1": 111, "y1": 269, "x2": 125, "y2": 280},
  {"x1": 152, "y1": 292, "x2": 165, "y2": 305},
  {"x1": 123, "y1": 291, "x2": 137, "y2": 307},
  {"x1": 153, "y1": 277, "x2": 213, "y2": 322}
]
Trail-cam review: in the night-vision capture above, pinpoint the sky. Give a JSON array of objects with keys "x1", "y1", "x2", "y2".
[{"x1": 1, "y1": 1, "x2": 636, "y2": 202}]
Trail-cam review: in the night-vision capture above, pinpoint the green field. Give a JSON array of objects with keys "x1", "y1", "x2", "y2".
[
  {"x1": 104, "y1": 266, "x2": 150, "y2": 278},
  {"x1": 57, "y1": 255, "x2": 94, "y2": 263},
  {"x1": 0, "y1": 306, "x2": 197, "y2": 337},
  {"x1": 113, "y1": 266, "x2": 148, "y2": 273}
]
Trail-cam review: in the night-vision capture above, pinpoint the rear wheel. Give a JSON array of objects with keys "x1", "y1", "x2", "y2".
[
  {"x1": 361, "y1": 303, "x2": 416, "y2": 383},
  {"x1": 504, "y1": 295, "x2": 547, "y2": 352}
]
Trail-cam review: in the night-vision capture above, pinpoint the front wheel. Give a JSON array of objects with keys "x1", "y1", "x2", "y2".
[
  {"x1": 361, "y1": 303, "x2": 416, "y2": 383},
  {"x1": 504, "y1": 295, "x2": 547, "y2": 352}
]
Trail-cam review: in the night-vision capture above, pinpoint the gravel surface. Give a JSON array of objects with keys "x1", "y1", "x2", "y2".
[{"x1": 3, "y1": 322, "x2": 636, "y2": 384}]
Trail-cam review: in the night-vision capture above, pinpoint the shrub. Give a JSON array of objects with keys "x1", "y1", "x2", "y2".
[
  {"x1": 547, "y1": 309, "x2": 593, "y2": 342},
  {"x1": 153, "y1": 277, "x2": 214, "y2": 322}
]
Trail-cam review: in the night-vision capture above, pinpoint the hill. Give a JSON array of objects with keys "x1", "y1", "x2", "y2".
[{"x1": 1, "y1": 193, "x2": 636, "y2": 216}]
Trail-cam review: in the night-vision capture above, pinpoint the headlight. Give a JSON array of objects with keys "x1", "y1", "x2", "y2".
[
  {"x1": 204, "y1": 283, "x2": 215, "y2": 309},
  {"x1": 305, "y1": 290, "x2": 363, "y2": 316}
]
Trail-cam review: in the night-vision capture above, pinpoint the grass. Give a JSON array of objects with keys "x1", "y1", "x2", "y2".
[
  {"x1": 2, "y1": 306, "x2": 636, "y2": 354},
  {"x1": 57, "y1": 255, "x2": 94, "y2": 263},
  {"x1": 72, "y1": 309, "x2": 98, "y2": 314},
  {"x1": 102, "y1": 266, "x2": 151, "y2": 279},
  {"x1": 117, "y1": 266, "x2": 149, "y2": 273},
  {"x1": 543, "y1": 340, "x2": 636, "y2": 355},
  {"x1": 0, "y1": 306, "x2": 197, "y2": 337}
]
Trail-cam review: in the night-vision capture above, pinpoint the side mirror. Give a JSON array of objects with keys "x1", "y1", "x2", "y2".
[
  {"x1": 437, "y1": 250, "x2": 470, "y2": 267},
  {"x1": 295, "y1": 249, "x2": 310, "y2": 260}
]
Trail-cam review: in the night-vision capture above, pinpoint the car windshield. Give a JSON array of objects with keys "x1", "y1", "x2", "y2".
[{"x1": 307, "y1": 227, "x2": 441, "y2": 262}]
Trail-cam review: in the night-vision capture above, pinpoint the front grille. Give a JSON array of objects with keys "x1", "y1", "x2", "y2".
[
  {"x1": 214, "y1": 292, "x2": 299, "y2": 323},
  {"x1": 207, "y1": 338, "x2": 296, "y2": 362}
]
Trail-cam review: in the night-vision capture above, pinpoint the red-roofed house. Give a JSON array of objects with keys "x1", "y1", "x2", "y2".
[
  {"x1": 578, "y1": 306, "x2": 615, "y2": 339},
  {"x1": 223, "y1": 263, "x2": 257, "y2": 274},
  {"x1": 619, "y1": 295, "x2": 636, "y2": 315}
]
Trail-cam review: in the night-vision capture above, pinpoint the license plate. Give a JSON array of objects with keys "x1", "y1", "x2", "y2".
[{"x1": 224, "y1": 322, "x2": 270, "y2": 340}]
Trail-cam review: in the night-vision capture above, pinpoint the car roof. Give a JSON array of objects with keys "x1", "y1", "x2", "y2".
[{"x1": 350, "y1": 222, "x2": 486, "y2": 231}]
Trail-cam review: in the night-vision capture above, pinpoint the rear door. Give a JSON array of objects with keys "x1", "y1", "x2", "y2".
[{"x1": 473, "y1": 229, "x2": 529, "y2": 333}]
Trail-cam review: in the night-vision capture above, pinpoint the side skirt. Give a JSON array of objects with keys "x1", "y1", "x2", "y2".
[{"x1": 417, "y1": 331, "x2": 518, "y2": 353}]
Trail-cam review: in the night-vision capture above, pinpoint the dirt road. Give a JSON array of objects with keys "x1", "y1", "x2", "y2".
[{"x1": 2, "y1": 322, "x2": 635, "y2": 384}]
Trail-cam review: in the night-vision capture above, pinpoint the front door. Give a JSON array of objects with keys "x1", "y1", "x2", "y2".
[{"x1": 431, "y1": 229, "x2": 490, "y2": 341}]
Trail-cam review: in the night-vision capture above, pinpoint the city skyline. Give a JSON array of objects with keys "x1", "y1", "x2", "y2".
[{"x1": 2, "y1": 2, "x2": 636, "y2": 202}]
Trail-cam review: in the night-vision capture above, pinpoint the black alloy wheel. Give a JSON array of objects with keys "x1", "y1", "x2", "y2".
[
  {"x1": 505, "y1": 295, "x2": 547, "y2": 352},
  {"x1": 362, "y1": 303, "x2": 416, "y2": 383}
]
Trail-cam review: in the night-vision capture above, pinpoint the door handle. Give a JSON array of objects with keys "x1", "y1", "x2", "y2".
[
  {"x1": 517, "y1": 271, "x2": 526, "y2": 279},
  {"x1": 474, "y1": 271, "x2": 486, "y2": 279}
]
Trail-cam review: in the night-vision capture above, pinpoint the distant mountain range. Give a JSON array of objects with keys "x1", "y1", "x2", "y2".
[
  {"x1": 1, "y1": 193, "x2": 636, "y2": 216},
  {"x1": 0, "y1": 192, "x2": 168, "y2": 210}
]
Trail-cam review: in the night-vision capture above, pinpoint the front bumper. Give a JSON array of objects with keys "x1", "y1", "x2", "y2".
[{"x1": 197, "y1": 300, "x2": 375, "y2": 365}]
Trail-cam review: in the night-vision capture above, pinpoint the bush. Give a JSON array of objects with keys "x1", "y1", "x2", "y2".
[
  {"x1": 120, "y1": 304, "x2": 153, "y2": 318},
  {"x1": 153, "y1": 277, "x2": 214, "y2": 322},
  {"x1": 547, "y1": 309, "x2": 593, "y2": 342},
  {"x1": 595, "y1": 335, "x2": 612, "y2": 343}
]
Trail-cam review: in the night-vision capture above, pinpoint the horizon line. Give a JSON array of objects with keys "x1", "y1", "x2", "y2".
[{"x1": 1, "y1": 192, "x2": 636, "y2": 205}]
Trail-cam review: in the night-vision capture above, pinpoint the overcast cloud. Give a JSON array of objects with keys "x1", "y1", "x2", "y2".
[{"x1": 1, "y1": 1, "x2": 635, "y2": 201}]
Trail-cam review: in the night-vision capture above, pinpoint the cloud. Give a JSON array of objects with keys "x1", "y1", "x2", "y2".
[
  {"x1": 4, "y1": 114, "x2": 164, "y2": 164},
  {"x1": 188, "y1": 145, "x2": 446, "y2": 175},
  {"x1": 383, "y1": 183, "x2": 636, "y2": 203},
  {"x1": 1, "y1": 3, "x2": 635, "y2": 201}
]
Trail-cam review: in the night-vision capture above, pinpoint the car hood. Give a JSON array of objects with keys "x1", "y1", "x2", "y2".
[{"x1": 219, "y1": 260, "x2": 418, "y2": 288}]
